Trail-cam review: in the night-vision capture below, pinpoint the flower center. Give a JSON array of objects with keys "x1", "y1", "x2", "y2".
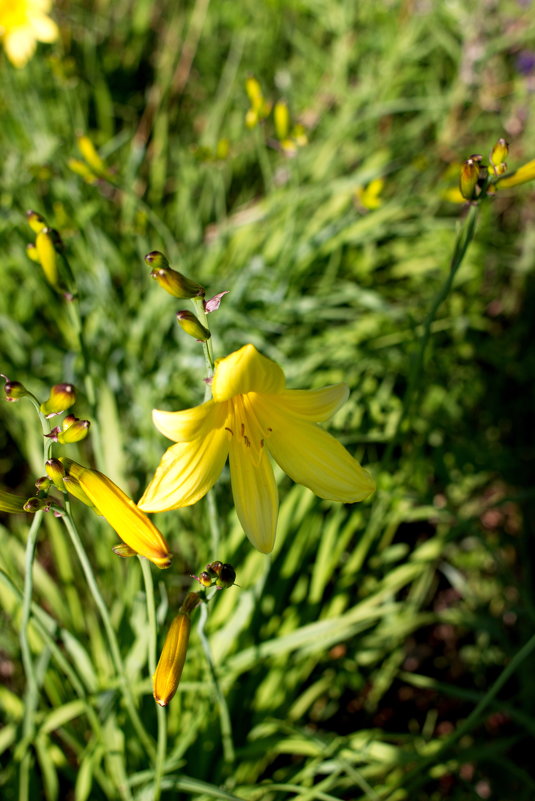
[{"x1": 224, "y1": 394, "x2": 272, "y2": 464}]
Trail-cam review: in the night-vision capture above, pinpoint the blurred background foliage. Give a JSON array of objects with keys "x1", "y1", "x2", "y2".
[{"x1": 1, "y1": 0, "x2": 535, "y2": 799}]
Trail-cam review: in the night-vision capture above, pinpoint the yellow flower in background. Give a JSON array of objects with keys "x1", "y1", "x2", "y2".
[
  {"x1": 63, "y1": 459, "x2": 172, "y2": 569},
  {"x1": 139, "y1": 344, "x2": 375, "y2": 554},
  {"x1": 355, "y1": 178, "x2": 384, "y2": 210},
  {"x1": 0, "y1": 0, "x2": 58, "y2": 68}
]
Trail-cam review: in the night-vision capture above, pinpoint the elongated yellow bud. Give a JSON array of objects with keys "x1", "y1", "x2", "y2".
[
  {"x1": 62, "y1": 475, "x2": 96, "y2": 509},
  {"x1": 153, "y1": 593, "x2": 201, "y2": 706},
  {"x1": 45, "y1": 458, "x2": 66, "y2": 490},
  {"x1": 35, "y1": 228, "x2": 59, "y2": 286},
  {"x1": 274, "y1": 100, "x2": 290, "y2": 140},
  {"x1": 76, "y1": 135, "x2": 112, "y2": 180},
  {"x1": 63, "y1": 460, "x2": 172, "y2": 568},
  {"x1": 151, "y1": 267, "x2": 205, "y2": 299},
  {"x1": 153, "y1": 613, "x2": 190, "y2": 706}
]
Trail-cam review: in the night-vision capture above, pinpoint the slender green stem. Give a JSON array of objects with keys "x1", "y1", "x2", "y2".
[
  {"x1": 192, "y1": 297, "x2": 215, "y2": 380},
  {"x1": 197, "y1": 601, "x2": 235, "y2": 763},
  {"x1": 139, "y1": 557, "x2": 167, "y2": 801},
  {"x1": 61, "y1": 507, "x2": 156, "y2": 760},
  {"x1": 64, "y1": 297, "x2": 105, "y2": 469},
  {"x1": 382, "y1": 202, "x2": 480, "y2": 466},
  {"x1": 17, "y1": 510, "x2": 44, "y2": 801},
  {"x1": 385, "y1": 630, "x2": 535, "y2": 801}
]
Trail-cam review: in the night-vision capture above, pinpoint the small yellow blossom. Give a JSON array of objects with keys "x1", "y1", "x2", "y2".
[
  {"x1": 63, "y1": 459, "x2": 172, "y2": 569},
  {"x1": 139, "y1": 344, "x2": 375, "y2": 554},
  {"x1": 355, "y1": 178, "x2": 384, "y2": 210},
  {"x1": 0, "y1": 0, "x2": 58, "y2": 68}
]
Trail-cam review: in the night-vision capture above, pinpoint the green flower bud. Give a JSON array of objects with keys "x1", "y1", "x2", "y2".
[
  {"x1": 145, "y1": 251, "x2": 170, "y2": 270},
  {"x1": 45, "y1": 458, "x2": 66, "y2": 490},
  {"x1": 58, "y1": 418, "x2": 91, "y2": 444},
  {"x1": 459, "y1": 157, "x2": 481, "y2": 200},
  {"x1": 26, "y1": 210, "x2": 47, "y2": 234},
  {"x1": 35, "y1": 476, "x2": 52, "y2": 492},
  {"x1": 176, "y1": 310, "x2": 211, "y2": 342},
  {"x1": 215, "y1": 563, "x2": 237, "y2": 589},
  {"x1": 40, "y1": 383, "x2": 76, "y2": 417},
  {"x1": 2, "y1": 377, "x2": 30, "y2": 402},
  {"x1": 23, "y1": 497, "x2": 49, "y2": 512}
]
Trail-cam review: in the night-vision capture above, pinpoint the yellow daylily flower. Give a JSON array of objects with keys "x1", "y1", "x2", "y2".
[
  {"x1": 0, "y1": 0, "x2": 58, "y2": 68},
  {"x1": 63, "y1": 460, "x2": 172, "y2": 569},
  {"x1": 139, "y1": 344, "x2": 375, "y2": 554}
]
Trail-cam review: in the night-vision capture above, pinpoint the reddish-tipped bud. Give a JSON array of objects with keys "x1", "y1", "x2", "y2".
[
  {"x1": 58, "y1": 417, "x2": 91, "y2": 444},
  {"x1": 150, "y1": 266, "x2": 205, "y2": 299},
  {"x1": 176, "y1": 310, "x2": 211, "y2": 341},
  {"x1": 2, "y1": 377, "x2": 30, "y2": 402},
  {"x1": 144, "y1": 251, "x2": 170, "y2": 270},
  {"x1": 35, "y1": 476, "x2": 52, "y2": 492},
  {"x1": 490, "y1": 138, "x2": 509, "y2": 167},
  {"x1": 45, "y1": 458, "x2": 66, "y2": 490},
  {"x1": 40, "y1": 384, "x2": 76, "y2": 417},
  {"x1": 23, "y1": 497, "x2": 48, "y2": 512},
  {"x1": 26, "y1": 210, "x2": 47, "y2": 234},
  {"x1": 459, "y1": 157, "x2": 481, "y2": 200}
]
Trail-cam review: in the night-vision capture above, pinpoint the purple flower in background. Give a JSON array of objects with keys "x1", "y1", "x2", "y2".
[{"x1": 516, "y1": 50, "x2": 535, "y2": 75}]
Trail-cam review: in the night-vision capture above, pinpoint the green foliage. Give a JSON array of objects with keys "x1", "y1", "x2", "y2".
[{"x1": 1, "y1": 0, "x2": 535, "y2": 799}]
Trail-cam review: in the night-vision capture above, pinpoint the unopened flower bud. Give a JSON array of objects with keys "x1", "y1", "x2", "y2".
[
  {"x1": 40, "y1": 384, "x2": 76, "y2": 417},
  {"x1": 35, "y1": 476, "x2": 52, "y2": 492},
  {"x1": 45, "y1": 459, "x2": 66, "y2": 490},
  {"x1": 459, "y1": 157, "x2": 481, "y2": 200},
  {"x1": 35, "y1": 228, "x2": 59, "y2": 286},
  {"x1": 490, "y1": 138, "x2": 508, "y2": 166},
  {"x1": 151, "y1": 267, "x2": 205, "y2": 299},
  {"x1": 112, "y1": 543, "x2": 138, "y2": 558},
  {"x1": 176, "y1": 311, "x2": 211, "y2": 341},
  {"x1": 145, "y1": 251, "x2": 170, "y2": 270},
  {"x1": 58, "y1": 417, "x2": 91, "y2": 444},
  {"x1": 194, "y1": 571, "x2": 214, "y2": 587},
  {"x1": 274, "y1": 100, "x2": 290, "y2": 140},
  {"x1": 26, "y1": 243, "x2": 40, "y2": 262},
  {"x1": 23, "y1": 497, "x2": 48, "y2": 512},
  {"x1": 2, "y1": 377, "x2": 30, "y2": 402},
  {"x1": 67, "y1": 158, "x2": 98, "y2": 184},
  {"x1": 62, "y1": 475, "x2": 96, "y2": 508},
  {"x1": 76, "y1": 134, "x2": 111, "y2": 179},
  {"x1": 153, "y1": 612, "x2": 191, "y2": 707},
  {"x1": 215, "y1": 563, "x2": 237, "y2": 589},
  {"x1": 26, "y1": 210, "x2": 47, "y2": 234}
]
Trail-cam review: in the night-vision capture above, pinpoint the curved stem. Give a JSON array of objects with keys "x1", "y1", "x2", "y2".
[
  {"x1": 197, "y1": 601, "x2": 235, "y2": 763},
  {"x1": 382, "y1": 202, "x2": 480, "y2": 466},
  {"x1": 61, "y1": 508, "x2": 156, "y2": 760},
  {"x1": 139, "y1": 557, "x2": 167, "y2": 801}
]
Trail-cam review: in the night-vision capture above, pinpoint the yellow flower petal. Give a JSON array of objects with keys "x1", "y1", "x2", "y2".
[
  {"x1": 229, "y1": 434, "x2": 278, "y2": 553},
  {"x1": 66, "y1": 461, "x2": 172, "y2": 568},
  {"x1": 152, "y1": 400, "x2": 216, "y2": 443},
  {"x1": 212, "y1": 344, "x2": 285, "y2": 401},
  {"x1": 261, "y1": 402, "x2": 375, "y2": 502},
  {"x1": 273, "y1": 384, "x2": 349, "y2": 422},
  {"x1": 139, "y1": 408, "x2": 229, "y2": 511},
  {"x1": 495, "y1": 159, "x2": 535, "y2": 189},
  {"x1": 3, "y1": 29, "x2": 36, "y2": 67}
]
